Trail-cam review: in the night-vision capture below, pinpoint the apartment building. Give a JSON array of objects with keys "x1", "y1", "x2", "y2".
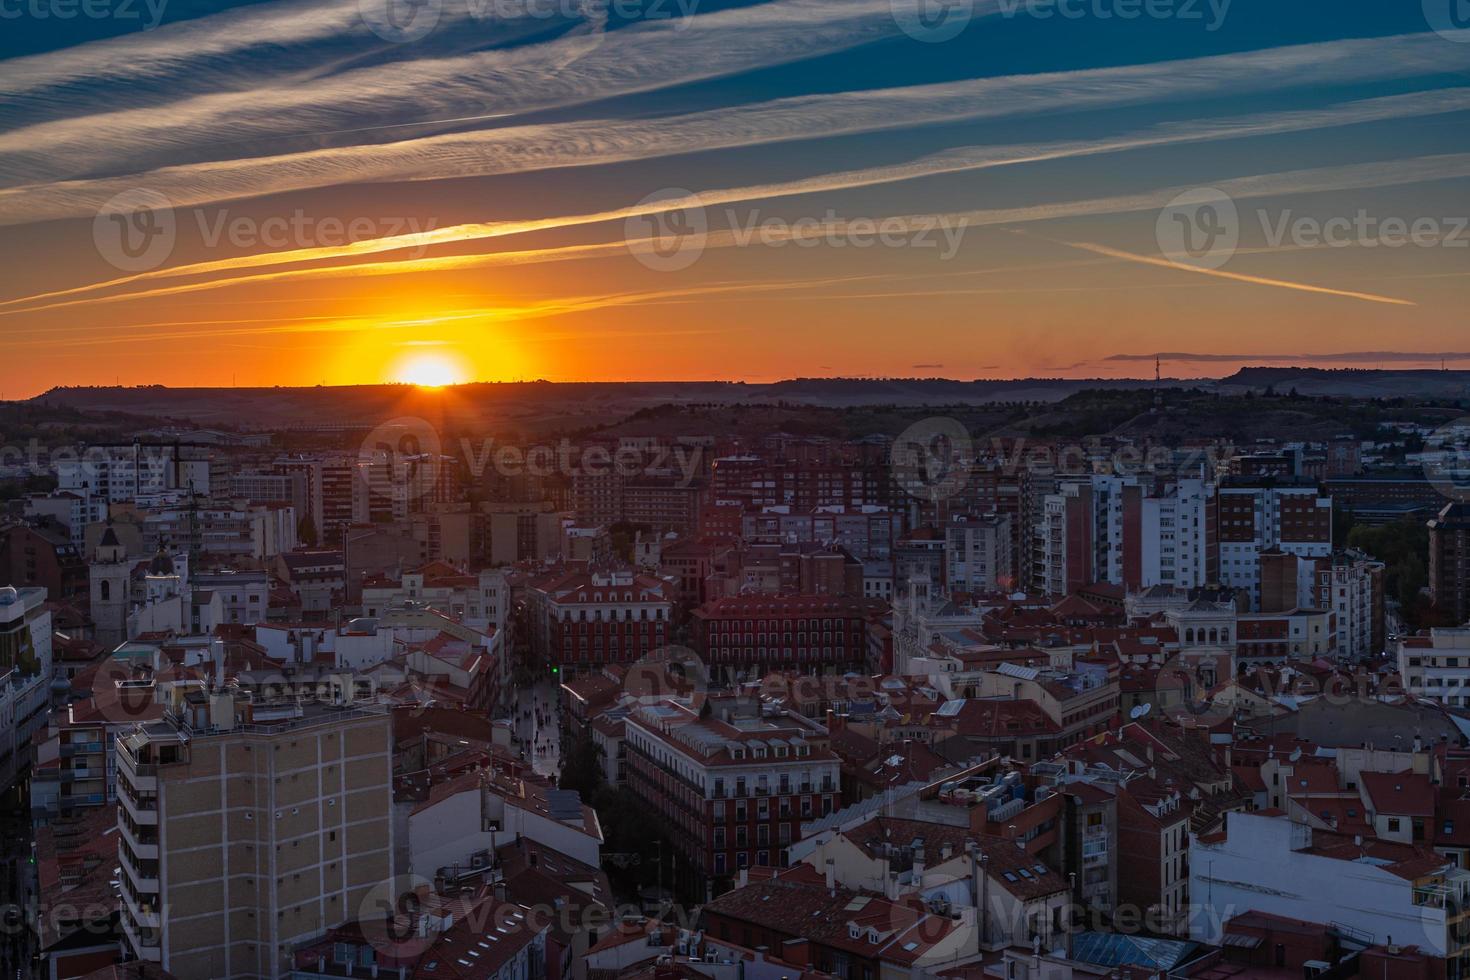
[
  {"x1": 116, "y1": 697, "x2": 394, "y2": 979},
  {"x1": 525, "y1": 567, "x2": 673, "y2": 676},
  {"x1": 0, "y1": 584, "x2": 52, "y2": 792},
  {"x1": 623, "y1": 695, "x2": 841, "y2": 897},
  {"x1": 692, "y1": 594, "x2": 872, "y2": 682},
  {"x1": 1399, "y1": 628, "x2": 1470, "y2": 706},
  {"x1": 1215, "y1": 477, "x2": 1333, "y2": 610},
  {"x1": 945, "y1": 512, "x2": 1013, "y2": 593},
  {"x1": 1430, "y1": 502, "x2": 1470, "y2": 626},
  {"x1": 1034, "y1": 477, "x2": 1214, "y2": 597},
  {"x1": 1190, "y1": 810, "x2": 1469, "y2": 973}
]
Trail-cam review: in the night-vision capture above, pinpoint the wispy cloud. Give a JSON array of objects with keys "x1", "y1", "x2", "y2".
[{"x1": 1051, "y1": 240, "x2": 1414, "y2": 306}]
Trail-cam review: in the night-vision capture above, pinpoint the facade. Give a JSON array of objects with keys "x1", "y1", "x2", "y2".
[
  {"x1": 1034, "y1": 477, "x2": 1214, "y2": 597},
  {"x1": 0, "y1": 585, "x2": 53, "y2": 792},
  {"x1": 945, "y1": 512, "x2": 1013, "y2": 593},
  {"x1": 1215, "y1": 478, "x2": 1333, "y2": 610},
  {"x1": 1190, "y1": 810, "x2": 1469, "y2": 972},
  {"x1": 1431, "y1": 502, "x2": 1470, "y2": 626},
  {"x1": 116, "y1": 699, "x2": 394, "y2": 980},
  {"x1": 691, "y1": 594, "x2": 871, "y2": 682},
  {"x1": 526, "y1": 568, "x2": 673, "y2": 676},
  {"x1": 623, "y1": 696, "x2": 840, "y2": 896},
  {"x1": 1399, "y1": 628, "x2": 1470, "y2": 706}
]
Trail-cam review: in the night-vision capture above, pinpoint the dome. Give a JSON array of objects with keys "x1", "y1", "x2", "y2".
[{"x1": 148, "y1": 547, "x2": 175, "y2": 576}]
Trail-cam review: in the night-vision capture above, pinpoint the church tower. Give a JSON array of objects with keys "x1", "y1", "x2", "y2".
[{"x1": 90, "y1": 524, "x2": 130, "y2": 649}]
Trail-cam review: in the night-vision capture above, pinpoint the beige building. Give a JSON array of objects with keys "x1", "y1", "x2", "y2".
[{"x1": 117, "y1": 695, "x2": 394, "y2": 980}]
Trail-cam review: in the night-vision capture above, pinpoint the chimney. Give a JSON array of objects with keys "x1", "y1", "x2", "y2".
[
  {"x1": 825, "y1": 858, "x2": 836, "y2": 894},
  {"x1": 911, "y1": 841, "x2": 926, "y2": 884}
]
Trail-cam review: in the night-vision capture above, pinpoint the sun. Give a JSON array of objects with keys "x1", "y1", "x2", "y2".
[{"x1": 392, "y1": 352, "x2": 467, "y2": 388}]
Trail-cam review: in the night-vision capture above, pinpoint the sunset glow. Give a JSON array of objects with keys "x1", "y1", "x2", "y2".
[{"x1": 391, "y1": 351, "x2": 468, "y2": 388}]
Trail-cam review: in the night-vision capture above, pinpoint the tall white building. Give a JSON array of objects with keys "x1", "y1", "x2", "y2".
[
  {"x1": 57, "y1": 442, "x2": 211, "y2": 524},
  {"x1": 1033, "y1": 476, "x2": 1214, "y2": 596}
]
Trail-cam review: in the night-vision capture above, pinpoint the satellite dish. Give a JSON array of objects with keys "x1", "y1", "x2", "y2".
[
  {"x1": 1289, "y1": 747, "x2": 1302, "y2": 763},
  {"x1": 1129, "y1": 703, "x2": 1152, "y2": 720}
]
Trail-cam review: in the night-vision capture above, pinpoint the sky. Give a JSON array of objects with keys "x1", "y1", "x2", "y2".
[{"x1": 0, "y1": 0, "x2": 1468, "y2": 395}]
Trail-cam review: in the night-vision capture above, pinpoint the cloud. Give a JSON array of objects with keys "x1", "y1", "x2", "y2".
[
  {"x1": 7, "y1": 33, "x2": 1470, "y2": 225},
  {"x1": 6, "y1": 149, "x2": 1469, "y2": 316},
  {"x1": 0, "y1": 0, "x2": 908, "y2": 187}
]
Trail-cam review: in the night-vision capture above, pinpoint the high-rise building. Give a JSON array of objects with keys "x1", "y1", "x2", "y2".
[
  {"x1": 0, "y1": 584, "x2": 52, "y2": 791},
  {"x1": 116, "y1": 697, "x2": 394, "y2": 979},
  {"x1": 944, "y1": 512, "x2": 1014, "y2": 593},
  {"x1": 1215, "y1": 477, "x2": 1332, "y2": 610},
  {"x1": 1430, "y1": 502, "x2": 1470, "y2": 626},
  {"x1": 1033, "y1": 476, "x2": 1214, "y2": 596}
]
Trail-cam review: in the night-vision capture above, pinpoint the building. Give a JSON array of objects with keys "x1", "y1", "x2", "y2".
[
  {"x1": 116, "y1": 697, "x2": 394, "y2": 979},
  {"x1": 57, "y1": 442, "x2": 212, "y2": 522},
  {"x1": 1399, "y1": 628, "x2": 1470, "y2": 706},
  {"x1": 1430, "y1": 502, "x2": 1470, "y2": 626},
  {"x1": 525, "y1": 568, "x2": 673, "y2": 676},
  {"x1": 945, "y1": 512, "x2": 1014, "y2": 593},
  {"x1": 1034, "y1": 477, "x2": 1215, "y2": 597},
  {"x1": 1215, "y1": 478, "x2": 1333, "y2": 610},
  {"x1": 691, "y1": 595, "x2": 872, "y2": 683},
  {"x1": 623, "y1": 695, "x2": 841, "y2": 896},
  {"x1": 1189, "y1": 810, "x2": 1469, "y2": 973},
  {"x1": 0, "y1": 584, "x2": 53, "y2": 791}
]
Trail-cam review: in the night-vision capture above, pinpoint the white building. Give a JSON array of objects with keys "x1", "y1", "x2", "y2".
[
  {"x1": 1190, "y1": 810, "x2": 1470, "y2": 969},
  {"x1": 1216, "y1": 479, "x2": 1333, "y2": 610},
  {"x1": 1399, "y1": 628, "x2": 1470, "y2": 706}
]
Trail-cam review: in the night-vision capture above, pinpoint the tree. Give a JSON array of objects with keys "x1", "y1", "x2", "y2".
[{"x1": 297, "y1": 514, "x2": 318, "y2": 547}]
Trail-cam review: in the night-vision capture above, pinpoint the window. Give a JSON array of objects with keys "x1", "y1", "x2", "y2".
[{"x1": 1388, "y1": 818, "x2": 1402, "y2": 833}]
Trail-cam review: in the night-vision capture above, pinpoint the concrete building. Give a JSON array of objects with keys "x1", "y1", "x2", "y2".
[
  {"x1": 1215, "y1": 478, "x2": 1333, "y2": 610},
  {"x1": 1399, "y1": 628, "x2": 1470, "y2": 707},
  {"x1": 1430, "y1": 502, "x2": 1470, "y2": 626},
  {"x1": 0, "y1": 584, "x2": 53, "y2": 791},
  {"x1": 1189, "y1": 810, "x2": 1469, "y2": 972},
  {"x1": 945, "y1": 512, "x2": 1013, "y2": 594},
  {"x1": 116, "y1": 697, "x2": 394, "y2": 979}
]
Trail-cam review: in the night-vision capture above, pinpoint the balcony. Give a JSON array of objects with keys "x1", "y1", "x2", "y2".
[
  {"x1": 60, "y1": 741, "x2": 104, "y2": 758},
  {"x1": 119, "y1": 851, "x2": 161, "y2": 897},
  {"x1": 120, "y1": 881, "x2": 162, "y2": 931},
  {"x1": 120, "y1": 819, "x2": 160, "y2": 861},
  {"x1": 120, "y1": 902, "x2": 163, "y2": 961}
]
